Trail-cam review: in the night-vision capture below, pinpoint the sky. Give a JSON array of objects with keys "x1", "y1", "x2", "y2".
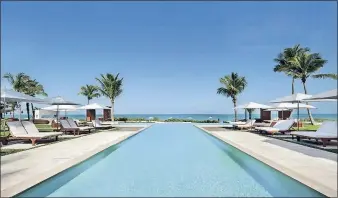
[{"x1": 1, "y1": 2, "x2": 337, "y2": 114}]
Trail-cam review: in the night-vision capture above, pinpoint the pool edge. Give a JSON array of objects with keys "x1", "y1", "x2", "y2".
[
  {"x1": 2, "y1": 125, "x2": 153, "y2": 197},
  {"x1": 194, "y1": 124, "x2": 336, "y2": 198}
]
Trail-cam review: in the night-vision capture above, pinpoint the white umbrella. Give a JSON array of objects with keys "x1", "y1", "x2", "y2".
[
  {"x1": 45, "y1": 96, "x2": 80, "y2": 130},
  {"x1": 304, "y1": 89, "x2": 337, "y2": 101},
  {"x1": 77, "y1": 103, "x2": 109, "y2": 124},
  {"x1": 42, "y1": 105, "x2": 79, "y2": 111},
  {"x1": 269, "y1": 103, "x2": 316, "y2": 120},
  {"x1": 1, "y1": 89, "x2": 50, "y2": 120},
  {"x1": 270, "y1": 93, "x2": 313, "y2": 130},
  {"x1": 270, "y1": 93, "x2": 312, "y2": 103},
  {"x1": 42, "y1": 105, "x2": 78, "y2": 117},
  {"x1": 1, "y1": 89, "x2": 48, "y2": 103},
  {"x1": 271, "y1": 103, "x2": 316, "y2": 109},
  {"x1": 235, "y1": 102, "x2": 272, "y2": 120},
  {"x1": 235, "y1": 102, "x2": 272, "y2": 109},
  {"x1": 78, "y1": 103, "x2": 107, "y2": 110}
]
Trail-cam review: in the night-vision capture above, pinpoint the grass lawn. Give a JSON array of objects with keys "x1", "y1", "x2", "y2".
[
  {"x1": 0, "y1": 149, "x2": 26, "y2": 156},
  {"x1": 291, "y1": 124, "x2": 320, "y2": 131}
]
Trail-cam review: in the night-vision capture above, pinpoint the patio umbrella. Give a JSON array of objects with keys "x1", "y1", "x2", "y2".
[
  {"x1": 45, "y1": 96, "x2": 80, "y2": 131},
  {"x1": 42, "y1": 105, "x2": 78, "y2": 117},
  {"x1": 235, "y1": 102, "x2": 272, "y2": 120},
  {"x1": 1, "y1": 89, "x2": 50, "y2": 120},
  {"x1": 303, "y1": 89, "x2": 337, "y2": 101},
  {"x1": 77, "y1": 103, "x2": 108, "y2": 125},
  {"x1": 270, "y1": 93, "x2": 313, "y2": 130},
  {"x1": 269, "y1": 103, "x2": 316, "y2": 120},
  {"x1": 1, "y1": 89, "x2": 48, "y2": 103},
  {"x1": 77, "y1": 103, "x2": 107, "y2": 110}
]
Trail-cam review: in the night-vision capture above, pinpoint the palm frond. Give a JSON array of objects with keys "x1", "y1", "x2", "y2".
[{"x1": 312, "y1": 73, "x2": 337, "y2": 80}]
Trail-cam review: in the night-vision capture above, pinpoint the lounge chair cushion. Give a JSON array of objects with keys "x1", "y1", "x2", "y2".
[
  {"x1": 256, "y1": 120, "x2": 295, "y2": 133},
  {"x1": 67, "y1": 119, "x2": 93, "y2": 131},
  {"x1": 290, "y1": 121, "x2": 337, "y2": 139},
  {"x1": 22, "y1": 121, "x2": 62, "y2": 137},
  {"x1": 6, "y1": 121, "x2": 27, "y2": 136}
]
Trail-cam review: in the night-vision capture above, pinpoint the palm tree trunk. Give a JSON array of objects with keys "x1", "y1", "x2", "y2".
[
  {"x1": 111, "y1": 100, "x2": 115, "y2": 121},
  {"x1": 302, "y1": 82, "x2": 315, "y2": 125},
  {"x1": 291, "y1": 77, "x2": 295, "y2": 94},
  {"x1": 233, "y1": 98, "x2": 237, "y2": 121},
  {"x1": 87, "y1": 98, "x2": 90, "y2": 105},
  {"x1": 26, "y1": 102, "x2": 30, "y2": 121},
  {"x1": 31, "y1": 103, "x2": 35, "y2": 122}
]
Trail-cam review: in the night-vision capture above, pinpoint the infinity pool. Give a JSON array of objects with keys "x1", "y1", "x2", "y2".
[{"x1": 18, "y1": 123, "x2": 324, "y2": 197}]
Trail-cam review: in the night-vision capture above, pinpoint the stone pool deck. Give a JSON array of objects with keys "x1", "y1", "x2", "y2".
[
  {"x1": 196, "y1": 125, "x2": 338, "y2": 197},
  {"x1": 0, "y1": 126, "x2": 150, "y2": 197}
]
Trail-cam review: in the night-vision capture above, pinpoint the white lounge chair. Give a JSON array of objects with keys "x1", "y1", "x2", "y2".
[
  {"x1": 100, "y1": 120, "x2": 119, "y2": 125},
  {"x1": 253, "y1": 120, "x2": 274, "y2": 128},
  {"x1": 7, "y1": 121, "x2": 62, "y2": 146},
  {"x1": 92, "y1": 120, "x2": 113, "y2": 129},
  {"x1": 67, "y1": 118, "x2": 93, "y2": 133},
  {"x1": 255, "y1": 119, "x2": 295, "y2": 135},
  {"x1": 59, "y1": 120, "x2": 80, "y2": 135},
  {"x1": 233, "y1": 120, "x2": 256, "y2": 130},
  {"x1": 290, "y1": 121, "x2": 337, "y2": 147},
  {"x1": 227, "y1": 121, "x2": 246, "y2": 125}
]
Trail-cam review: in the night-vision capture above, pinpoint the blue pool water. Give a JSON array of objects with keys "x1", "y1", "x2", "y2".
[{"x1": 18, "y1": 123, "x2": 324, "y2": 197}]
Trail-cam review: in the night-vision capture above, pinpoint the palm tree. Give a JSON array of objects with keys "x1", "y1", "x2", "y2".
[
  {"x1": 78, "y1": 85, "x2": 101, "y2": 104},
  {"x1": 289, "y1": 51, "x2": 334, "y2": 124},
  {"x1": 273, "y1": 44, "x2": 310, "y2": 94},
  {"x1": 217, "y1": 72, "x2": 247, "y2": 121},
  {"x1": 3, "y1": 73, "x2": 30, "y2": 120},
  {"x1": 3, "y1": 73, "x2": 47, "y2": 121},
  {"x1": 312, "y1": 73, "x2": 337, "y2": 80},
  {"x1": 3, "y1": 72, "x2": 30, "y2": 92},
  {"x1": 25, "y1": 79, "x2": 48, "y2": 121},
  {"x1": 246, "y1": 109, "x2": 254, "y2": 120},
  {"x1": 95, "y1": 73, "x2": 123, "y2": 121}
]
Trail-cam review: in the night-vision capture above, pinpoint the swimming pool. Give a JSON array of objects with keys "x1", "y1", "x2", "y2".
[{"x1": 18, "y1": 123, "x2": 324, "y2": 197}]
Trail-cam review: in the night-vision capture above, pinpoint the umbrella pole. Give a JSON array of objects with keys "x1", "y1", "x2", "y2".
[
  {"x1": 297, "y1": 101, "x2": 300, "y2": 131},
  {"x1": 56, "y1": 105, "x2": 59, "y2": 131},
  {"x1": 19, "y1": 103, "x2": 21, "y2": 121}
]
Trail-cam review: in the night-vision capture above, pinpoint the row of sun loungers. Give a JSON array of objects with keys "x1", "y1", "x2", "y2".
[
  {"x1": 6, "y1": 121, "x2": 63, "y2": 146},
  {"x1": 224, "y1": 119, "x2": 337, "y2": 147},
  {"x1": 5, "y1": 119, "x2": 118, "y2": 146}
]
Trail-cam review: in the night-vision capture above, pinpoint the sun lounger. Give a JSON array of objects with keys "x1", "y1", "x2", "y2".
[
  {"x1": 59, "y1": 120, "x2": 80, "y2": 135},
  {"x1": 255, "y1": 120, "x2": 295, "y2": 135},
  {"x1": 7, "y1": 121, "x2": 62, "y2": 146},
  {"x1": 100, "y1": 121, "x2": 119, "y2": 125},
  {"x1": 234, "y1": 120, "x2": 256, "y2": 130},
  {"x1": 67, "y1": 118, "x2": 93, "y2": 133},
  {"x1": 290, "y1": 121, "x2": 337, "y2": 147},
  {"x1": 227, "y1": 121, "x2": 246, "y2": 125},
  {"x1": 92, "y1": 120, "x2": 113, "y2": 129},
  {"x1": 253, "y1": 121, "x2": 273, "y2": 127},
  {"x1": 22, "y1": 121, "x2": 63, "y2": 137}
]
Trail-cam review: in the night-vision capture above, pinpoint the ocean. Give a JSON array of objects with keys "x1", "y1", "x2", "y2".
[{"x1": 8, "y1": 113, "x2": 336, "y2": 121}]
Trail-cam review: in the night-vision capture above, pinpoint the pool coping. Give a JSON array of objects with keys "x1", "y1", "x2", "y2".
[
  {"x1": 195, "y1": 125, "x2": 337, "y2": 198},
  {"x1": 1, "y1": 125, "x2": 153, "y2": 197}
]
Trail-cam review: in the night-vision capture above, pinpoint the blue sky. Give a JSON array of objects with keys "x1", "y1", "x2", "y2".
[{"x1": 1, "y1": 2, "x2": 337, "y2": 114}]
